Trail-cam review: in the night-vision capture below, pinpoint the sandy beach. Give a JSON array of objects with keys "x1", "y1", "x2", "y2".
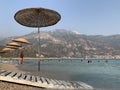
[
  {"x1": 0, "y1": 62, "x2": 44, "y2": 90},
  {"x1": 0, "y1": 61, "x2": 71, "y2": 90},
  {"x1": 0, "y1": 59, "x2": 79, "y2": 90}
]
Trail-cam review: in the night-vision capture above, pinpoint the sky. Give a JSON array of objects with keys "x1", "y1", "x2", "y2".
[{"x1": 0, "y1": 0, "x2": 120, "y2": 37}]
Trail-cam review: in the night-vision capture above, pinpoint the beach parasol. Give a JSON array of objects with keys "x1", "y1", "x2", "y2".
[
  {"x1": 14, "y1": 8, "x2": 61, "y2": 28},
  {"x1": 6, "y1": 46, "x2": 19, "y2": 49},
  {"x1": 1, "y1": 47, "x2": 14, "y2": 52},
  {"x1": 0, "y1": 45, "x2": 19, "y2": 54},
  {"x1": 6, "y1": 42, "x2": 21, "y2": 58},
  {"x1": 0, "y1": 51, "x2": 7, "y2": 54},
  {"x1": 14, "y1": 7, "x2": 61, "y2": 71},
  {"x1": 12, "y1": 38, "x2": 30, "y2": 44},
  {"x1": 5, "y1": 46, "x2": 18, "y2": 58},
  {"x1": 12, "y1": 37, "x2": 30, "y2": 52},
  {"x1": 12, "y1": 38, "x2": 30, "y2": 64},
  {"x1": 0, "y1": 49, "x2": 10, "y2": 55},
  {"x1": 7, "y1": 42, "x2": 21, "y2": 47}
]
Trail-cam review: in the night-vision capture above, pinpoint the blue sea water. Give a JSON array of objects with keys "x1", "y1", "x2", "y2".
[
  {"x1": 21, "y1": 59, "x2": 120, "y2": 90},
  {"x1": 3, "y1": 58, "x2": 120, "y2": 90}
]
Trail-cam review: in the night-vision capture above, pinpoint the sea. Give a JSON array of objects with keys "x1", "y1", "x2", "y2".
[{"x1": 1, "y1": 58, "x2": 120, "y2": 90}]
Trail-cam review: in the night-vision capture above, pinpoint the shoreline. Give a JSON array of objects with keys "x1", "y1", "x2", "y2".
[{"x1": 1, "y1": 57, "x2": 120, "y2": 60}]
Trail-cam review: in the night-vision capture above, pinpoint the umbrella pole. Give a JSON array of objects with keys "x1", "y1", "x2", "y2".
[{"x1": 38, "y1": 27, "x2": 40, "y2": 71}]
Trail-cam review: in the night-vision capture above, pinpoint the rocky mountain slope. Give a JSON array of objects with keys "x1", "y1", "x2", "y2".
[{"x1": 0, "y1": 29, "x2": 120, "y2": 59}]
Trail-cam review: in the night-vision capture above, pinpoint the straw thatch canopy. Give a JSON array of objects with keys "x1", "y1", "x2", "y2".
[
  {"x1": 0, "y1": 51, "x2": 7, "y2": 54},
  {"x1": 12, "y1": 38, "x2": 30, "y2": 44},
  {"x1": 14, "y1": 8, "x2": 61, "y2": 28},
  {"x1": 14, "y1": 7, "x2": 61, "y2": 71},
  {"x1": 7, "y1": 42, "x2": 21, "y2": 47},
  {"x1": 6, "y1": 46, "x2": 19, "y2": 49},
  {"x1": 2, "y1": 48, "x2": 14, "y2": 52}
]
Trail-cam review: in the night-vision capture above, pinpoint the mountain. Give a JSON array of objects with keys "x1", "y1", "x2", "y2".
[{"x1": 0, "y1": 29, "x2": 120, "y2": 59}]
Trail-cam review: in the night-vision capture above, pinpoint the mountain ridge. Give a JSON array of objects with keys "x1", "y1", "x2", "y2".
[{"x1": 0, "y1": 29, "x2": 120, "y2": 59}]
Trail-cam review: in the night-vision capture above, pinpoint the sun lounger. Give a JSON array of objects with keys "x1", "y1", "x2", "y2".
[{"x1": 0, "y1": 70, "x2": 93, "y2": 89}]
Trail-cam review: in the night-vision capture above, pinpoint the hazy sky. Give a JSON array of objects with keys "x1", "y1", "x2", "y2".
[{"x1": 0, "y1": 0, "x2": 120, "y2": 37}]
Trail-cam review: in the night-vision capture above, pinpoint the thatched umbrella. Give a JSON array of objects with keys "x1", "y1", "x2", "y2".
[
  {"x1": 6, "y1": 46, "x2": 19, "y2": 49},
  {"x1": 7, "y1": 42, "x2": 21, "y2": 47},
  {"x1": 12, "y1": 38, "x2": 30, "y2": 52},
  {"x1": 0, "y1": 51, "x2": 7, "y2": 54},
  {"x1": 6, "y1": 42, "x2": 21, "y2": 58},
  {"x1": 0, "y1": 48, "x2": 11, "y2": 61},
  {"x1": 2, "y1": 47, "x2": 14, "y2": 52},
  {"x1": 1, "y1": 47, "x2": 18, "y2": 62},
  {"x1": 12, "y1": 38, "x2": 30, "y2": 64},
  {"x1": 14, "y1": 7, "x2": 61, "y2": 71},
  {"x1": 6, "y1": 45, "x2": 20, "y2": 57},
  {"x1": 12, "y1": 38, "x2": 30, "y2": 44},
  {"x1": 0, "y1": 47, "x2": 16, "y2": 54},
  {"x1": 14, "y1": 8, "x2": 61, "y2": 28}
]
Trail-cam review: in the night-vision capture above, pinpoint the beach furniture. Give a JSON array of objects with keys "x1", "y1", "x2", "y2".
[{"x1": 0, "y1": 70, "x2": 93, "y2": 89}]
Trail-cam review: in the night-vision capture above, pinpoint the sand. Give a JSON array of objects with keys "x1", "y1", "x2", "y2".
[
  {"x1": 0, "y1": 60, "x2": 72, "y2": 90},
  {"x1": 0, "y1": 63, "x2": 24, "y2": 73},
  {"x1": 0, "y1": 62, "x2": 43, "y2": 90},
  {"x1": 0, "y1": 81, "x2": 32, "y2": 90}
]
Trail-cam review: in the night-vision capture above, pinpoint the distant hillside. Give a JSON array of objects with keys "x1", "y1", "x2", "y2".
[{"x1": 0, "y1": 29, "x2": 120, "y2": 59}]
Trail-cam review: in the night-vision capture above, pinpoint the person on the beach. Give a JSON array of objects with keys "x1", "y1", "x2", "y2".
[{"x1": 19, "y1": 52, "x2": 24, "y2": 64}]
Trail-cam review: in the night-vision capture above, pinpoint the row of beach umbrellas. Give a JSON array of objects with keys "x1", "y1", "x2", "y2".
[{"x1": 0, "y1": 38, "x2": 30, "y2": 53}]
